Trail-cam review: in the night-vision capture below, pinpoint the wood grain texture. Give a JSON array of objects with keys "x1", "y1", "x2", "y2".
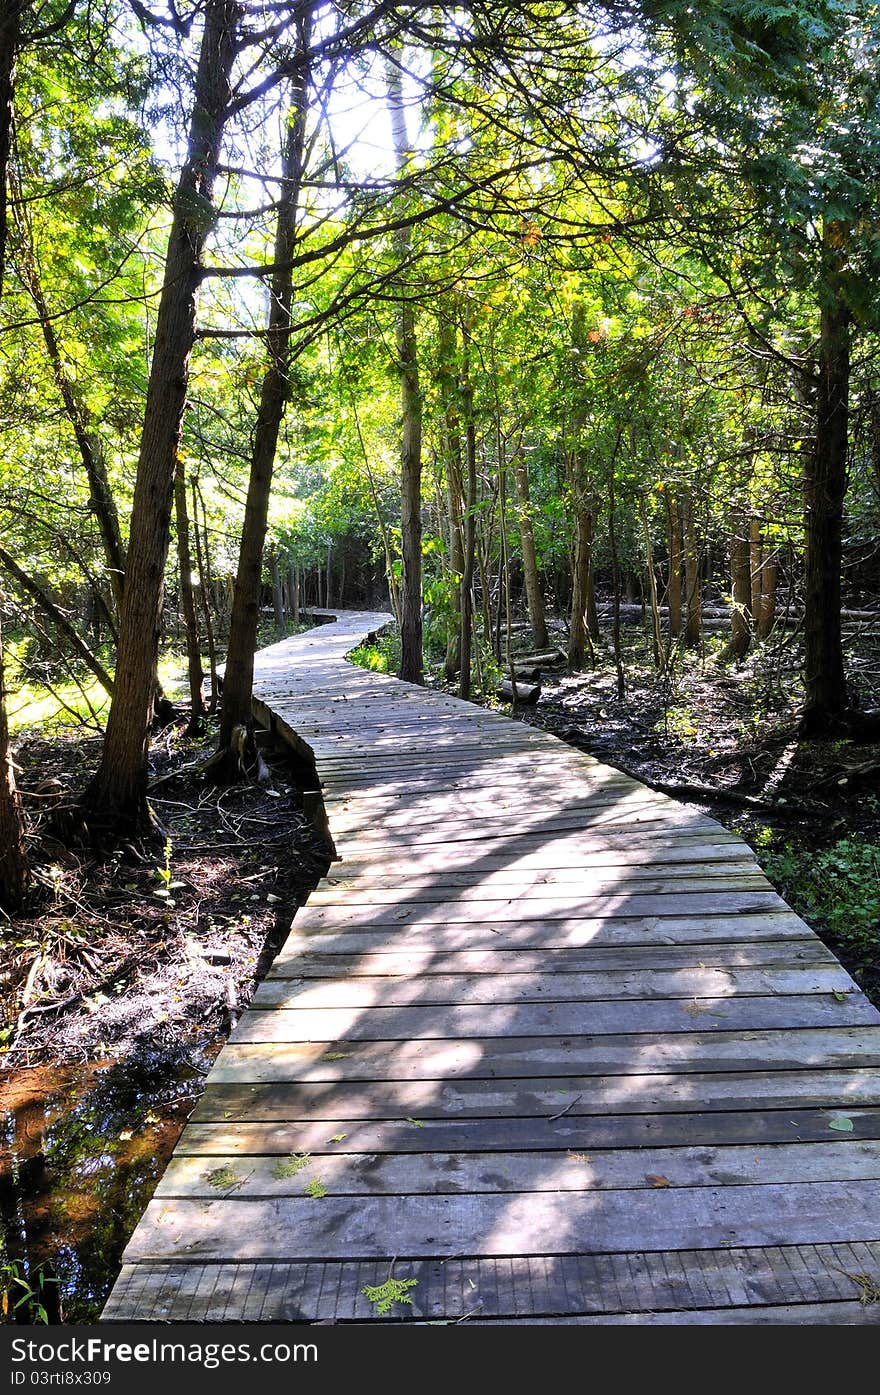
[{"x1": 104, "y1": 610, "x2": 880, "y2": 1326}]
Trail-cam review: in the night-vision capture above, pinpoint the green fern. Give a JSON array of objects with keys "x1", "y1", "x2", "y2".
[{"x1": 361, "y1": 1276, "x2": 418, "y2": 1316}]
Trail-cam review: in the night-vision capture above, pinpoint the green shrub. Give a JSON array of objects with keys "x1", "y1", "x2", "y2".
[{"x1": 761, "y1": 837, "x2": 880, "y2": 956}]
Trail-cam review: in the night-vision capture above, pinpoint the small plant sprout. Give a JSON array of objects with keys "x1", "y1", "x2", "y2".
[{"x1": 361, "y1": 1259, "x2": 418, "y2": 1317}]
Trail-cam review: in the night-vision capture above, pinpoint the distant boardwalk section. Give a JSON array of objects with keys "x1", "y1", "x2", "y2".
[{"x1": 104, "y1": 610, "x2": 880, "y2": 1324}]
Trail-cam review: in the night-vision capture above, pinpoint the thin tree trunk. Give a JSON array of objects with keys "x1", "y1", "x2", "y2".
[
  {"x1": 270, "y1": 549, "x2": 285, "y2": 627},
  {"x1": 459, "y1": 361, "x2": 477, "y2": 701},
  {"x1": 215, "y1": 19, "x2": 311, "y2": 770},
  {"x1": 608, "y1": 464, "x2": 625, "y2": 701},
  {"x1": 721, "y1": 517, "x2": 752, "y2": 661},
  {"x1": 13, "y1": 208, "x2": 126, "y2": 609},
  {"x1": 438, "y1": 315, "x2": 463, "y2": 678},
  {"x1": 801, "y1": 232, "x2": 850, "y2": 734},
  {"x1": 0, "y1": 543, "x2": 114, "y2": 694},
  {"x1": 0, "y1": 611, "x2": 29, "y2": 912},
  {"x1": 174, "y1": 458, "x2": 205, "y2": 725},
  {"x1": 681, "y1": 487, "x2": 702, "y2": 648},
  {"x1": 83, "y1": 0, "x2": 239, "y2": 833},
  {"x1": 387, "y1": 61, "x2": 422, "y2": 685},
  {"x1": 192, "y1": 480, "x2": 218, "y2": 712},
  {"x1": 513, "y1": 451, "x2": 548, "y2": 650},
  {"x1": 666, "y1": 492, "x2": 683, "y2": 639},
  {"x1": 568, "y1": 500, "x2": 597, "y2": 670},
  {"x1": 757, "y1": 547, "x2": 777, "y2": 639},
  {"x1": 641, "y1": 497, "x2": 664, "y2": 672},
  {"x1": 749, "y1": 515, "x2": 763, "y2": 623}
]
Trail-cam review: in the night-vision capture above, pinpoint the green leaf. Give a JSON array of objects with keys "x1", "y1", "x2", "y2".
[{"x1": 829, "y1": 1116, "x2": 854, "y2": 1132}]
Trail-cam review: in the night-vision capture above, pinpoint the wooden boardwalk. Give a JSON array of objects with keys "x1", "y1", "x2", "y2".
[{"x1": 104, "y1": 610, "x2": 880, "y2": 1324}]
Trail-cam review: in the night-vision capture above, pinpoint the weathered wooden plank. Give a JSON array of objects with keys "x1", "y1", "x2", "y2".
[
  {"x1": 230, "y1": 993, "x2": 877, "y2": 1044},
  {"x1": 209, "y1": 1027, "x2": 880, "y2": 1082},
  {"x1": 330, "y1": 828, "x2": 742, "y2": 863},
  {"x1": 101, "y1": 1242, "x2": 880, "y2": 1322},
  {"x1": 281, "y1": 913, "x2": 814, "y2": 953},
  {"x1": 254, "y1": 965, "x2": 852, "y2": 1008},
  {"x1": 189, "y1": 1069, "x2": 880, "y2": 1122},
  {"x1": 318, "y1": 857, "x2": 762, "y2": 891},
  {"x1": 122, "y1": 1181, "x2": 880, "y2": 1261},
  {"x1": 307, "y1": 872, "x2": 772, "y2": 905},
  {"x1": 329, "y1": 841, "x2": 750, "y2": 876},
  {"x1": 270, "y1": 940, "x2": 833, "y2": 978},
  {"x1": 472, "y1": 1304, "x2": 880, "y2": 1324},
  {"x1": 328, "y1": 807, "x2": 713, "y2": 845},
  {"x1": 294, "y1": 891, "x2": 791, "y2": 928},
  {"x1": 153, "y1": 1141, "x2": 880, "y2": 1199}
]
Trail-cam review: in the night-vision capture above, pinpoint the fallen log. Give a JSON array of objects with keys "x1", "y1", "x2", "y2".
[{"x1": 498, "y1": 679, "x2": 541, "y2": 704}]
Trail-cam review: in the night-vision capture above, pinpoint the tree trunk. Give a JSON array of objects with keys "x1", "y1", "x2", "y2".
[
  {"x1": 757, "y1": 547, "x2": 777, "y2": 639},
  {"x1": 666, "y1": 492, "x2": 683, "y2": 639},
  {"x1": 215, "y1": 18, "x2": 310, "y2": 771},
  {"x1": 82, "y1": 0, "x2": 239, "y2": 834},
  {"x1": 387, "y1": 62, "x2": 423, "y2": 685},
  {"x1": 459, "y1": 363, "x2": 477, "y2": 701},
  {"x1": 568, "y1": 502, "x2": 596, "y2": 670},
  {"x1": 749, "y1": 515, "x2": 763, "y2": 624},
  {"x1": 512, "y1": 451, "x2": 548, "y2": 651},
  {"x1": 14, "y1": 213, "x2": 127, "y2": 609},
  {"x1": 801, "y1": 233, "x2": 850, "y2": 735},
  {"x1": 174, "y1": 458, "x2": 205, "y2": 726},
  {"x1": 681, "y1": 487, "x2": 702, "y2": 648},
  {"x1": 608, "y1": 465, "x2": 625, "y2": 701},
  {"x1": 0, "y1": 611, "x2": 29, "y2": 912},
  {"x1": 192, "y1": 480, "x2": 218, "y2": 712},
  {"x1": 270, "y1": 549, "x2": 285, "y2": 627},
  {"x1": 641, "y1": 497, "x2": 664, "y2": 671},
  {"x1": 438, "y1": 315, "x2": 463, "y2": 679},
  {"x1": 721, "y1": 518, "x2": 752, "y2": 661}
]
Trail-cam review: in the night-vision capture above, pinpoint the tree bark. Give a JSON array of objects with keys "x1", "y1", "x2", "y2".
[
  {"x1": 192, "y1": 480, "x2": 218, "y2": 712},
  {"x1": 0, "y1": 610, "x2": 29, "y2": 912},
  {"x1": 666, "y1": 491, "x2": 683, "y2": 639},
  {"x1": 801, "y1": 227, "x2": 850, "y2": 735},
  {"x1": 270, "y1": 548, "x2": 285, "y2": 628},
  {"x1": 757, "y1": 545, "x2": 777, "y2": 639},
  {"x1": 459, "y1": 356, "x2": 477, "y2": 701},
  {"x1": 749, "y1": 515, "x2": 763, "y2": 624},
  {"x1": 681, "y1": 487, "x2": 702, "y2": 648},
  {"x1": 513, "y1": 450, "x2": 548, "y2": 651},
  {"x1": 174, "y1": 458, "x2": 205, "y2": 725},
  {"x1": 215, "y1": 16, "x2": 310, "y2": 770},
  {"x1": 568, "y1": 501, "x2": 596, "y2": 670},
  {"x1": 721, "y1": 517, "x2": 752, "y2": 661},
  {"x1": 387, "y1": 61, "x2": 423, "y2": 685},
  {"x1": 82, "y1": 0, "x2": 239, "y2": 833},
  {"x1": 438, "y1": 314, "x2": 463, "y2": 679}
]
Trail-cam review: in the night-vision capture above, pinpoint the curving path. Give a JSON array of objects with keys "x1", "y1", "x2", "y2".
[{"x1": 103, "y1": 610, "x2": 880, "y2": 1324}]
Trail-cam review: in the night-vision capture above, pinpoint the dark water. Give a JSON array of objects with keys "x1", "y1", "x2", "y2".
[{"x1": 0, "y1": 1060, "x2": 205, "y2": 1323}]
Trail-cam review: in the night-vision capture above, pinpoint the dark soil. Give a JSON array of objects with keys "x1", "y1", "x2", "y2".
[{"x1": 0, "y1": 713, "x2": 332, "y2": 1321}]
